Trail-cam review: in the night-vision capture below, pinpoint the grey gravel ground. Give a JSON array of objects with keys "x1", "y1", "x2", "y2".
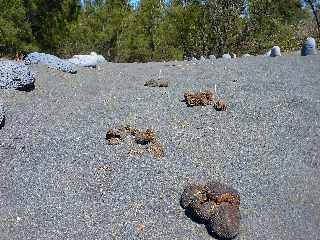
[{"x1": 0, "y1": 55, "x2": 319, "y2": 240}]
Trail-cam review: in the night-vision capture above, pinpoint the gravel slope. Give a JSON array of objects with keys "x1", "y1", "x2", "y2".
[{"x1": 0, "y1": 55, "x2": 319, "y2": 240}]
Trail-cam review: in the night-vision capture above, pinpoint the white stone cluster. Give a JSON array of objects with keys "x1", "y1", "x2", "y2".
[{"x1": 25, "y1": 52, "x2": 77, "y2": 73}]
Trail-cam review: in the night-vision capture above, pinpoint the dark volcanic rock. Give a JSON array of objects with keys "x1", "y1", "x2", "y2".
[
  {"x1": 0, "y1": 61, "x2": 35, "y2": 90},
  {"x1": 0, "y1": 100, "x2": 4, "y2": 129}
]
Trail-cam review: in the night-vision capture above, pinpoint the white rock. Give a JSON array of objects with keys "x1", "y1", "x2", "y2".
[
  {"x1": 270, "y1": 46, "x2": 281, "y2": 57},
  {"x1": 222, "y1": 54, "x2": 232, "y2": 59},
  {"x1": 264, "y1": 50, "x2": 271, "y2": 57},
  {"x1": 301, "y1": 37, "x2": 317, "y2": 56},
  {"x1": 69, "y1": 52, "x2": 106, "y2": 67}
]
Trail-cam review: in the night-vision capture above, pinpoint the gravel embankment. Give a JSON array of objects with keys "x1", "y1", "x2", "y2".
[{"x1": 0, "y1": 55, "x2": 319, "y2": 240}]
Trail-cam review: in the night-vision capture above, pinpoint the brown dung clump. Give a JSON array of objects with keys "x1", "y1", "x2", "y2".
[
  {"x1": 135, "y1": 129, "x2": 156, "y2": 145},
  {"x1": 106, "y1": 126, "x2": 164, "y2": 158},
  {"x1": 184, "y1": 90, "x2": 214, "y2": 107},
  {"x1": 144, "y1": 79, "x2": 169, "y2": 87},
  {"x1": 214, "y1": 99, "x2": 227, "y2": 111},
  {"x1": 180, "y1": 181, "x2": 240, "y2": 239},
  {"x1": 183, "y1": 90, "x2": 228, "y2": 111}
]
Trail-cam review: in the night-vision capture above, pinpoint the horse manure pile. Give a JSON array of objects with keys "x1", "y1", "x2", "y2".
[
  {"x1": 183, "y1": 90, "x2": 227, "y2": 111},
  {"x1": 106, "y1": 126, "x2": 164, "y2": 158},
  {"x1": 181, "y1": 181, "x2": 240, "y2": 239},
  {"x1": 184, "y1": 90, "x2": 213, "y2": 107}
]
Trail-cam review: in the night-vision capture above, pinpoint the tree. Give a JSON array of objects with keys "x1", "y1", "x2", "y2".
[
  {"x1": 205, "y1": 0, "x2": 246, "y2": 56},
  {"x1": 0, "y1": 0, "x2": 35, "y2": 52},
  {"x1": 305, "y1": 0, "x2": 320, "y2": 36},
  {"x1": 246, "y1": 0, "x2": 307, "y2": 53},
  {"x1": 24, "y1": 0, "x2": 80, "y2": 53}
]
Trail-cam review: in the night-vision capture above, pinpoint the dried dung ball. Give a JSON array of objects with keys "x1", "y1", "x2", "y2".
[
  {"x1": 209, "y1": 203, "x2": 240, "y2": 239},
  {"x1": 192, "y1": 200, "x2": 217, "y2": 222},
  {"x1": 148, "y1": 142, "x2": 164, "y2": 158},
  {"x1": 184, "y1": 90, "x2": 214, "y2": 107},
  {"x1": 134, "y1": 129, "x2": 156, "y2": 145},
  {"x1": 206, "y1": 181, "x2": 240, "y2": 206},
  {"x1": 180, "y1": 184, "x2": 208, "y2": 209},
  {"x1": 214, "y1": 100, "x2": 227, "y2": 111},
  {"x1": 106, "y1": 128, "x2": 127, "y2": 145},
  {"x1": 144, "y1": 79, "x2": 169, "y2": 87}
]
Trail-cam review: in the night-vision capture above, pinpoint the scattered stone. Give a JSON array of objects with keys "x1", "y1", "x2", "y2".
[
  {"x1": 209, "y1": 55, "x2": 216, "y2": 60},
  {"x1": 25, "y1": 52, "x2": 77, "y2": 73},
  {"x1": 144, "y1": 79, "x2": 169, "y2": 87},
  {"x1": 242, "y1": 53, "x2": 251, "y2": 57},
  {"x1": 69, "y1": 52, "x2": 105, "y2": 68},
  {"x1": 0, "y1": 61, "x2": 35, "y2": 90},
  {"x1": 264, "y1": 50, "x2": 271, "y2": 57},
  {"x1": 90, "y1": 52, "x2": 106, "y2": 63},
  {"x1": 69, "y1": 55, "x2": 98, "y2": 68},
  {"x1": 214, "y1": 100, "x2": 227, "y2": 111},
  {"x1": 106, "y1": 126, "x2": 164, "y2": 158},
  {"x1": 181, "y1": 181, "x2": 240, "y2": 239},
  {"x1": 301, "y1": 37, "x2": 318, "y2": 56},
  {"x1": 0, "y1": 100, "x2": 4, "y2": 129},
  {"x1": 200, "y1": 56, "x2": 206, "y2": 61},
  {"x1": 231, "y1": 53, "x2": 237, "y2": 59},
  {"x1": 222, "y1": 54, "x2": 232, "y2": 59},
  {"x1": 184, "y1": 90, "x2": 214, "y2": 107},
  {"x1": 209, "y1": 203, "x2": 240, "y2": 239},
  {"x1": 270, "y1": 46, "x2": 281, "y2": 57}
]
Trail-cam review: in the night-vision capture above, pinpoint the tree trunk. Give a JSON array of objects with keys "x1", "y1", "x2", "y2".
[{"x1": 307, "y1": 0, "x2": 320, "y2": 38}]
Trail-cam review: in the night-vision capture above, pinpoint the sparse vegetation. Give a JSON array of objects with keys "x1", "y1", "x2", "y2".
[{"x1": 0, "y1": 0, "x2": 315, "y2": 61}]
